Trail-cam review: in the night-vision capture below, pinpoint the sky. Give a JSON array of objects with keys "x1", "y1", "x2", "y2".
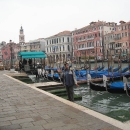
[{"x1": 0, "y1": 0, "x2": 129, "y2": 43}]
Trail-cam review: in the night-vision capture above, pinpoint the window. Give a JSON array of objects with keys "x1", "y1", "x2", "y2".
[
  {"x1": 57, "y1": 38, "x2": 58, "y2": 43},
  {"x1": 122, "y1": 33, "x2": 124, "y2": 37},
  {"x1": 50, "y1": 40, "x2": 51, "y2": 44},
  {"x1": 54, "y1": 39, "x2": 56, "y2": 44},
  {"x1": 115, "y1": 50, "x2": 118, "y2": 53},
  {"x1": 52, "y1": 39, "x2": 53, "y2": 44},
  {"x1": 125, "y1": 32, "x2": 127, "y2": 37},
  {"x1": 60, "y1": 46, "x2": 61, "y2": 51},
  {"x1": 67, "y1": 37, "x2": 69, "y2": 42},
  {"x1": 59, "y1": 38, "x2": 61, "y2": 43},
  {"x1": 68, "y1": 45, "x2": 70, "y2": 51},
  {"x1": 47, "y1": 40, "x2": 48, "y2": 45},
  {"x1": 63, "y1": 37, "x2": 64, "y2": 42},
  {"x1": 126, "y1": 42, "x2": 127, "y2": 46},
  {"x1": 63, "y1": 45, "x2": 64, "y2": 51},
  {"x1": 129, "y1": 25, "x2": 130, "y2": 29},
  {"x1": 50, "y1": 47, "x2": 51, "y2": 52}
]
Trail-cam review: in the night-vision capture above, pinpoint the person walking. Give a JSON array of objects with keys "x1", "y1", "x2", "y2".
[
  {"x1": 19, "y1": 60, "x2": 22, "y2": 72},
  {"x1": 58, "y1": 62, "x2": 79, "y2": 102}
]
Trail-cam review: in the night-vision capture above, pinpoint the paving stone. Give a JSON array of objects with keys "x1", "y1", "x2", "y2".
[
  {"x1": 0, "y1": 116, "x2": 16, "y2": 122},
  {"x1": 32, "y1": 120, "x2": 47, "y2": 126},
  {"x1": 42, "y1": 122, "x2": 65, "y2": 129},
  {"x1": 11, "y1": 118, "x2": 34, "y2": 124},
  {"x1": 32, "y1": 115, "x2": 43, "y2": 121},
  {"x1": 0, "y1": 121, "x2": 11, "y2": 127},
  {"x1": 0, "y1": 124, "x2": 21, "y2": 130},
  {"x1": 40, "y1": 114, "x2": 51, "y2": 119},
  {"x1": 20, "y1": 122, "x2": 34, "y2": 128},
  {"x1": 15, "y1": 113, "x2": 31, "y2": 119},
  {"x1": 51, "y1": 124, "x2": 81, "y2": 130},
  {"x1": 16, "y1": 126, "x2": 44, "y2": 130}
]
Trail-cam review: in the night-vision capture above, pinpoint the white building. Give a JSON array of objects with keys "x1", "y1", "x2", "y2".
[
  {"x1": 20, "y1": 38, "x2": 46, "y2": 52},
  {"x1": 45, "y1": 31, "x2": 73, "y2": 62}
]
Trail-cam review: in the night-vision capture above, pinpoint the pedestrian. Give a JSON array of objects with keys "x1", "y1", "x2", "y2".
[
  {"x1": 19, "y1": 60, "x2": 22, "y2": 72},
  {"x1": 58, "y1": 62, "x2": 79, "y2": 102}
]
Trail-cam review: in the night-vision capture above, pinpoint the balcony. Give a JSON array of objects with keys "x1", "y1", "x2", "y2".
[
  {"x1": 86, "y1": 37, "x2": 94, "y2": 41},
  {"x1": 78, "y1": 39, "x2": 86, "y2": 42},
  {"x1": 78, "y1": 47, "x2": 94, "y2": 51},
  {"x1": 114, "y1": 37, "x2": 121, "y2": 40}
]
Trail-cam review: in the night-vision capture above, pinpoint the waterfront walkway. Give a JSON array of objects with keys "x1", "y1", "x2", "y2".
[{"x1": 0, "y1": 71, "x2": 127, "y2": 130}]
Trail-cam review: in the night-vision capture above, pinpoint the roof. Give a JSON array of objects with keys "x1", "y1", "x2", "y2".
[
  {"x1": 18, "y1": 51, "x2": 46, "y2": 59},
  {"x1": 46, "y1": 31, "x2": 71, "y2": 39}
]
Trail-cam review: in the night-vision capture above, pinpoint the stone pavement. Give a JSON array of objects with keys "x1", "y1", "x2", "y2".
[{"x1": 0, "y1": 71, "x2": 123, "y2": 130}]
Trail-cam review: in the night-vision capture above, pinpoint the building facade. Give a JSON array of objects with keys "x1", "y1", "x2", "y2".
[
  {"x1": 20, "y1": 42, "x2": 30, "y2": 52},
  {"x1": 104, "y1": 21, "x2": 130, "y2": 59},
  {"x1": 72, "y1": 21, "x2": 117, "y2": 60},
  {"x1": 20, "y1": 38, "x2": 46, "y2": 52},
  {"x1": 45, "y1": 31, "x2": 72, "y2": 63},
  {"x1": 1, "y1": 40, "x2": 20, "y2": 67},
  {"x1": 0, "y1": 41, "x2": 6, "y2": 62}
]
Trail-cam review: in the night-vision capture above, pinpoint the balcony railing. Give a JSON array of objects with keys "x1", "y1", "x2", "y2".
[
  {"x1": 78, "y1": 47, "x2": 94, "y2": 50},
  {"x1": 78, "y1": 39, "x2": 86, "y2": 42},
  {"x1": 114, "y1": 37, "x2": 121, "y2": 40},
  {"x1": 86, "y1": 37, "x2": 94, "y2": 41}
]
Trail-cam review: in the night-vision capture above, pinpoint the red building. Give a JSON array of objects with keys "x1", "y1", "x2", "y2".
[
  {"x1": 104, "y1": 21, "x2": 130, "y2": 58},
  {"x1": 72, "y1": 20, "x2": 117, "y2": 60},
  {"x1": 1, "y1": 41, "x2": 20, "y2": 67}
]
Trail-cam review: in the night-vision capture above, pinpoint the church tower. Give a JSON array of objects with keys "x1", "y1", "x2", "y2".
[{"x1": 19, "y1": 26, "x2": 25, "y2": 44}]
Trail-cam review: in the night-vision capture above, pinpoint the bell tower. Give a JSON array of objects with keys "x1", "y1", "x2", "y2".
[{"x1": 19, "y1": 26, "x2": 25, "y2": 44}]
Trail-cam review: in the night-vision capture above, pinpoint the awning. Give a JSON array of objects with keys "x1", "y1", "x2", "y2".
[
  {"x1": 115, "y1": 53, "x2": 127, "y2": 56},
  {"x1": 18, "y1": 51, "x2": 46, "y2": 59}
]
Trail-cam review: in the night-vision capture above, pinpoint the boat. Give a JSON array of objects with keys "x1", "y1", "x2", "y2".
[
  {"x1": 114, "y1": 59, "x2": 129, "y2": 63},
  {"x1": 88, "y1": 74, "x2": 130, "y2": 94}
]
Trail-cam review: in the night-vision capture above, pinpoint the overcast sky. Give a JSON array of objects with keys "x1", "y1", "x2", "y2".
[{"x1": 0, "y1": 0, "x2": 129, "y2": 43}]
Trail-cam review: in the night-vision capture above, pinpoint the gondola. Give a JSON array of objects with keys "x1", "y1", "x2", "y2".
[{"x1": 88, "y1": 74, "x2": 130, "y2": 95}]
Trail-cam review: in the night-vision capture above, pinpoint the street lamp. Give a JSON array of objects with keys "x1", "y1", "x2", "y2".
[{"x1": 10, "y1": 40, "x2": 13, "y2": 69}]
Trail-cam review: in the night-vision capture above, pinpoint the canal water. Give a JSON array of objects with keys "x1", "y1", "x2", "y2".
[
  {"x1": 75, "y1": 62, "x2": 130, "y2": 122},
  {"x1": 29, "y1": 62, "x2": 130, "y2": 122}
]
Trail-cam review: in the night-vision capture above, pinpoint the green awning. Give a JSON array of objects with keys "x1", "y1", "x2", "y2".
[
  {"x1": 22, "y1": 55, "x2": 46, "y2": 59},
  {"x1": 115, "y1": 53, "x2": 127, "y2": 56},
  {"x1": 18, "y1": 51, "x2": 46, "y2": 59}
]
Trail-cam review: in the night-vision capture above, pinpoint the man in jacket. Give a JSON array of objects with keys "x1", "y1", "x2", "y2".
[{"x1": 58, "y1": 62, "x2": 79, "y2": 101}]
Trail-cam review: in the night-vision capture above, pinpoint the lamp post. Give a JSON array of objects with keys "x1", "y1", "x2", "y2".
[{"x1": 10, "y1": 40, "x2": 13, "y2": 69}]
